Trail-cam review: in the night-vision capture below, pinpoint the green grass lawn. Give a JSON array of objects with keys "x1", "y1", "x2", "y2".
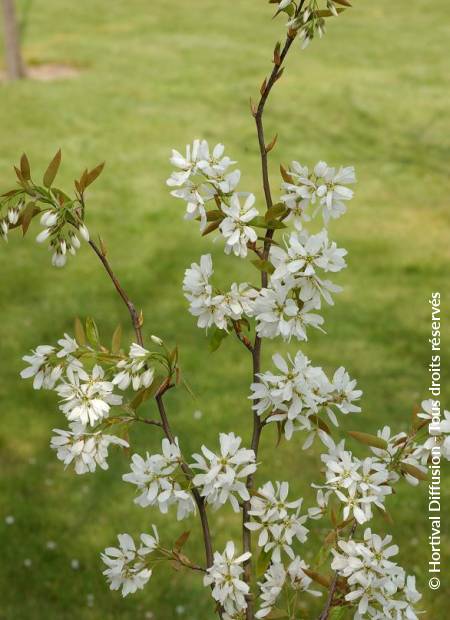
[{"x1": 0, "y1": 0, "x2": 449, "y2": 618}]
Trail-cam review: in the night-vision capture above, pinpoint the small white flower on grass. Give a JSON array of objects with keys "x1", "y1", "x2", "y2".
[
  {"x1": 46, "y1": 541, "x2": 57, "y2": 550},
  {"x1": 23, "y1": 558, "x2": 32, "y2": 568},
  {"x1": 71, "y1": 559, "x2": 80, "y2": 570},
  {"x1": 191, "y1": 432, "x2": 256, "y2": 512},
  {"x1": 51, "y1": 422, "x2": 128, "y2": 474},
  {"x1": 204, "y1": 541, "x2": 251, "y2": 616},
  {"x1": 5, "y1": 515, "x2": 15, "y2": 525},
  {"x1": 102, "y1": 526, "x2": 159, "y2": 597},
  {"x1": 56, "y1": 365, "x2": 122, "y2": 426},
  {"x1": 219, "y1": 192, "x2": 258, "y2": 258}
]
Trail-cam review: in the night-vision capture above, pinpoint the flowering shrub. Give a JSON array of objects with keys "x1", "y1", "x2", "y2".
[{"x1": 1, "y1": 1, "x2": 448, "y2": 619}]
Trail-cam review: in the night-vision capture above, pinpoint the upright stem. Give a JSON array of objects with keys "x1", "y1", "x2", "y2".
[{"x1": 242, "y1": 7, "x2": 304, "y2": 618}]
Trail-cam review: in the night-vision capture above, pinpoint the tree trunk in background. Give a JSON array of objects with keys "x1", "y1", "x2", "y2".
[{"x1": 1, "y1": 0, "x2": 25, "y2": 79}]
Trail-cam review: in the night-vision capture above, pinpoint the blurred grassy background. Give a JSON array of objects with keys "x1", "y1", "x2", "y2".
[{"x1": 0, "y1": 0, "x2": 449, "y2": 618}]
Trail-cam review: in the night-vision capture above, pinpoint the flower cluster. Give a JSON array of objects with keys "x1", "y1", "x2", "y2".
[
  {"x1": 250, "y1": 352, "x2": 362, "y2": 440},
  {"x1": 191, "y1": 432, "x2": 256, "y2": 512},
  {"x1": 167, "y1": 139, "x2": 259, "y2": 258},
  {"x1": 183, "y1": 254, "x2": 257, "y2": 331},
  {"x1": 315, "y1": 437, "x2": 392, "y2": 524},
  {"x1": 36, "y1": 209, "x2": 90, "y2": 267},
  {"x1": 331, "y1": 528, "x2": 422, "y2": 619},
  {"x1": 123, "y1": 438, "x2": 196, "y2": 520},
  {"x1": 50, "y1": 422, "x2": 128, "y2": 474},
  {"x1": 112, "y1": 343, "x2": 155, "y2": 391},
  {"x1": 101, "y1": 527, "x2": 159, "y2": 597},
  {"x1": 366, "y1": 426, "x2": 428, "y2": 487},
  {"x1": 204, "y1": 541, "x2": 251, "y2": 617},
  {"x1": 0, "y1": 199, "x2": 25, "y2": 241},
  {"x1": 20, "y1": 334, "x2": 82, "y2": 390},
  {"x1": 245, "y1": 481, "x2": 309, "y2": 562},
  {"x1": 56, "y1": 365, "x2": 123, "y2": 427},
  {"x1": 256, "y1": 557, "x2": 321, "y2": 619},
  {"x1": 280, "y1": 160, "x2": 355, "y2": 225}
]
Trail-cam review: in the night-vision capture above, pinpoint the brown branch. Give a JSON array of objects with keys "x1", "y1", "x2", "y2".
[
  {"x1": 232, "y1": 321, "x2": 254, "y2": 353},
  {"x1": 155, "y1": 389, "x2": 222, "y2": 619},
  {"x1": 88, "y1": 239, "x2": 144, "y2": 346}
]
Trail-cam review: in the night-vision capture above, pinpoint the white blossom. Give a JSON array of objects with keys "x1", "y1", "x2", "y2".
[
  {"x1": 191, "y1": 432, "x2": 256, "y2": 512},
  {"x1": 281, "y1": 160, "x2": 355, "y2": 225},
  {"x1": 316, "y1": 438, "x2": 391, "y2": 524},
  {"x1": 167, "y1": 140, "x2": 240, "y2": 230},
  {"x1": 204, "y1": 541, "x2": 251, "y2": 616},
  {"x1": 50, "y1": 422, "x2": 128, "y2": 474},
  {"x1": 123, "y1": 439, "x2": 196, "y2": 520},
  {"x1": 219, "y1": 192, "x2": 258, "y2": 258},
  {"x1": 250, "y1": 352, "x2": 362, "y2": 440},
  {"x1": 113, "y1": 343, "x2": 155, "y2": 391},
  {"x1": 251, "y1": 281, "x2": 324, "y2": 341},
  {"x1": 56, "y1": 365, "x2": 122, "y2": 426},
  {"x1": 331, "y1": 528, "x2": 422, "y2": 619},
  {"x1": 246, "y1": 481, "x2": 308, "y2": 562},
  {"x1": 101, "y1": 527, "x2": 159, "y2": 597}
]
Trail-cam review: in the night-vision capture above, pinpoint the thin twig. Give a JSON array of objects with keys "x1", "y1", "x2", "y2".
[
  {"x1": 317, "y1": 520, "x2": 358, "y2": 620},
  {"x1": 88, "y1": 239, "x2": 144, "y2": 346}
]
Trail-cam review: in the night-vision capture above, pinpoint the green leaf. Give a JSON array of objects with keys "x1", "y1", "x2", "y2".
[
  {"x1": 43, "y1": 149, "x2": 62, "y2": 188},
  {"x1": 266, "y1": 610, "x2": 289, "y2": 619},
  {"x1": 250, "y1": 216, "x2": 286, "y2": 229},
  {"x1": 208, "y1": 327, "x2": 228, "y2": 352},
  {"x1": 256, "y1": 548, "x2": 271, "y2": 577},
  {"x1": 251, "y1": 259, "x2": 275, "y2": 275},
  {"x1": 85, "y1": 317, "x2": 100, "y2": 348},
  {"x1": 348, "y1": 431, "x2": 388, "y2": 450},
  {"x1": 329, "y1": 607, "x2": 351, "y2": 620},
  {"x1": 205, "y1": 209, "x2": 224, "y2": 222},
  {"x1": 129, "y1": 378, "x2": 162, "y2": 411},
  {"x1": 265, "y1": 203, "x2": 287, "y2": 222},
  {"x1": 74, "y1": 317, "x2": 86, "y2": 345},
  {"x1": 111, "y1": 325, "x2": 122, "y2": 353}
]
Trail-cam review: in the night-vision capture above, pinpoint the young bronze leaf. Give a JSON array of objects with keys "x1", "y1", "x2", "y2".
[
  {"x1": 20, "y1": 203, "x2": 38, "y2": 236},
  {"x1": 201, "y1": 219, "x2": 221, "y2": 236},
  {"x1": 174, "y1": 530, "x2": 190, "y2": 551},
  {"x1": 348, "y1": 431, "x2": 388, "y2": 450},
  {"x1": 20, "y1": 154, "x2": 31, "y2": 181},
  {"x1": 43, "y1": 149, "x2": 62, "y2": 188},
  {"x1": 86, "y1": 162, "x2": 105, "y2": 188}
]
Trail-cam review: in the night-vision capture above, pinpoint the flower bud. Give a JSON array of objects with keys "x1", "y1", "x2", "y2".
[
  {"x1": 78, "y1": 224, "x2": 90, "y2": 242},
  {"x1": 151, "y1": 335, "x2": 163, "y2": 346}
]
